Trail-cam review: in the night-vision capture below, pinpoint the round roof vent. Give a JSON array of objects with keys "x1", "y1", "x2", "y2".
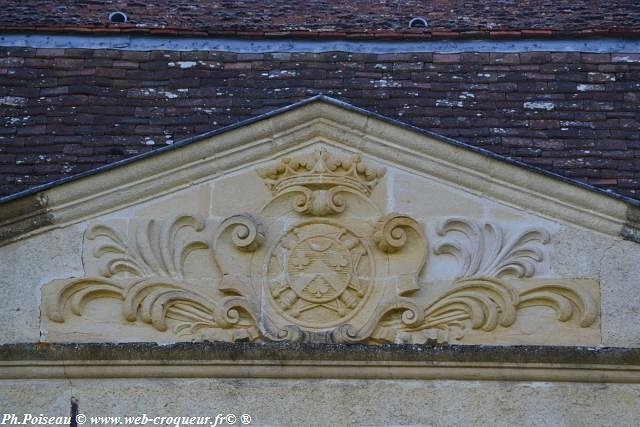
[
  {"x1": 108, "y1": 11, "x2": 128, "y2": 24},
  {"x1": 408, "y1": 17, "x2": 428, "y2": 29}
]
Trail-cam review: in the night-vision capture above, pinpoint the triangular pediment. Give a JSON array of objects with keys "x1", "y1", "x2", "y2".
[
  {"x1": 1, "y1": 95, "x2": 637, "y2": 246},
  {"x1": 3, "y1": 95, "x2": 640, "y2": 347}
]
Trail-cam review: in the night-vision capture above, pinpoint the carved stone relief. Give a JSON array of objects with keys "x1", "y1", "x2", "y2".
[{"x1": 42, "y1": 146, "x2": 600, "y2": 344}]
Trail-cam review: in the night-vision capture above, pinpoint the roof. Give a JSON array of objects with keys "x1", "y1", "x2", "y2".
[
  {"x1": 1, "y1": 46, "x2": 639, "y2": 199},
  {"x1": 1, "y1": 0, "x2": 640, "y2": 40}
]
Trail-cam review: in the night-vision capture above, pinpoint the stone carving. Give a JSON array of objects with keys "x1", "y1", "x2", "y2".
[
  {"x1": 371, "y1": 278, "x2": 596, "y2": 344},
  {"x1": 434, "y1": 218, "x2": 551, "y2": 279},
  {"x1": 44, "y1": 215, "x2": 259, "y2": 341},
  {"x1": 267, "y1": 222, "x2": 371, "y2": 327},
  {"x1": 217, "y1": 214, "x2": 264, "y2": 252},
  {"x1": 258, "y1": 148, "x2": 385, "y2": 196},
  {"x1": 42, "y1": 146, "x2": 600, "y2": 344},
  {"x1": 84, "y1": 215, "x2": 209, "y2": 279},
  {"x1": 45, "y1": 278, "x2": 259, "y2": 341}
]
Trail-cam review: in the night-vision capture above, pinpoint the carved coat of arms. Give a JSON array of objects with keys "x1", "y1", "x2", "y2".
[
  {"x1": 211, "y1": 148, "x2": 426, "y2": 342},
  {"x1": 43, "y1": 147, "x2": 598, "y2": 344}
]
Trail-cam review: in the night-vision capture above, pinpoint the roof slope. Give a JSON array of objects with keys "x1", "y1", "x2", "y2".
[
  {"x1": 1, "y1": 0, "x2": 640, "y2": 39},
  {"x1": 1, "y1": 47, "x2": 639, "y2": 199}
]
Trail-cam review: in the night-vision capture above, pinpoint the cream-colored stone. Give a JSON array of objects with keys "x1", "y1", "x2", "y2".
[
  {"x1": 1, "y1": 378, "x2": 640, "y2": 426},
  {"x1": 427, "y1": 217, "x2": 553, "y2": 280},
  {"x1": 41, "y1": 214, "x2": 244, "y2": 343},
  {"x1": 131, "y1": 181, "x2": 212, "y2": 218},
  {"x1": 435, "y1": 278, "x2": 600, "y2": 345},
  {"x1": 391, "y1": 168, "x2": 485, "y2": 218},
  {"x1": 600, "y1": 238, "x2": 640, "y2": 347},
  {"x1": 549, "y1": 225, "x2": 640, "y2": 347},
  {"x1": 38, "y1": 147, "x2": 602, "y2": 346},
  {"x1": 42, "y1": 297, "x2": 174, "y2": 342},
  {"x1": 211, "y1": 169, "x2": 271, "y2": 217},
  {"x1": 0, "y1": 380, "x2": 70, "y2": 419},
  {"x1": 549, "y1": 225, "x2": 614, "y2": 279},
  {"x1": 3, "y1": 97, "x2": 640, "y2": 423},
  {"x1": 0, "y1": 223, "x2": 85, "y2": 343}
]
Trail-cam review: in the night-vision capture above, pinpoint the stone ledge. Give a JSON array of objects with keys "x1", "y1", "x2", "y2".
[
  {"x1": 3, "y1": 342, "x2": 640, "y2": 364},
  {"x1": 1, "y1": 343, "x2": 640, "y2": 382}
]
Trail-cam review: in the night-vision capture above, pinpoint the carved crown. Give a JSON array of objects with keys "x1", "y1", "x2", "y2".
[{"x1": 258, "y1": 147, "x2": 386, "y2": 195}]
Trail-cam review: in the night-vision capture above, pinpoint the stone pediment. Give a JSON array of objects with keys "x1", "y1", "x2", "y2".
[{"x1": 6, "y1": 96, "x2": 638, "y2": 346}]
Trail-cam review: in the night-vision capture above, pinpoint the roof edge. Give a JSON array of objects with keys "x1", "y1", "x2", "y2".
[
  {"x1": 0, "y1": 95, "x2": 638, "y2": 246},
  {"x1": 2, "y1": 95, "x2": 639, "y2": 209},
  {"x1": 2, "y1": 32, "x2": 640, "y2": 54},
  {"x1": 3, "y1": 26, "x2": 640, "y2": 41},
  {"x1": 0, "y1": 95, "x2": 325, "y2": 205}
]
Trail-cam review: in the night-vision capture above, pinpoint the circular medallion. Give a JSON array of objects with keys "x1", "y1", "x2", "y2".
[{"x1": 266, "y1": 222, "x2": 373, "y2": 328}]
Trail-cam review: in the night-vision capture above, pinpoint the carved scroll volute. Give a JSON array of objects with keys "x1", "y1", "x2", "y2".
[
  {"x1": 213, "y1": 214, "x2": 265, "y2": 295},
  {"x1": 286, "y1": 185, "x2": 347, "y2": 216},
  {"x1": 373, "y1": 213, "x2": 427, "y2": 295}
]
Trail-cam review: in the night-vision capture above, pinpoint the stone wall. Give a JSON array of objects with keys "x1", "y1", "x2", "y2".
[{"x1": 1, "y1": 91, "x2": 639, "y2": 426}]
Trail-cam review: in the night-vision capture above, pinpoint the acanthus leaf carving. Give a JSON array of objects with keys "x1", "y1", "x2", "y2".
[
  {"x1": 434, "y1": 218, "x2": 551, "y2": 279},
  {"x1": 518, "y1": 284, "x2": 598, "y2": 328},
  {"x1": 369, "y1": 278, "x2": 597, "y2": 345},
  {"x1": 86, "y1": 215, "x2": 208, "y2": 280},
  {"x1": 45, "y1": 277, "x2": 259, "y2": 340}
]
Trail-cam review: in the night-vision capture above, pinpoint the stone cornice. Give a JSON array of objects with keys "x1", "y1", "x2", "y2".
[{"x1": 1, "y1": 343, "x2": 640, "y2": 382}]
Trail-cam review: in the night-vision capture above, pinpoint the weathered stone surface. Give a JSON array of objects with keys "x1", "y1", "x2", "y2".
[
  {"x1": 4, "y1": 342, "x2": 640, "y2": 365},
  {"x1": 3, "y1": 99, "x2": 639, "y2": 348},
  {"x1": 551, "y1": 226, "x2": 640, "y2": 347},
  {"x1": 36, "y1": 146, "x2": 601, "y2": 346},
  {"x1": 0, "y1": 223, "x2": 85, "y2": 342},
  {"x1": 2, "y1": 378, "x2": 640, "y2": 427},
  {"x1": 0, "y1": 88, "x2": 638, "y2": 425}
]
